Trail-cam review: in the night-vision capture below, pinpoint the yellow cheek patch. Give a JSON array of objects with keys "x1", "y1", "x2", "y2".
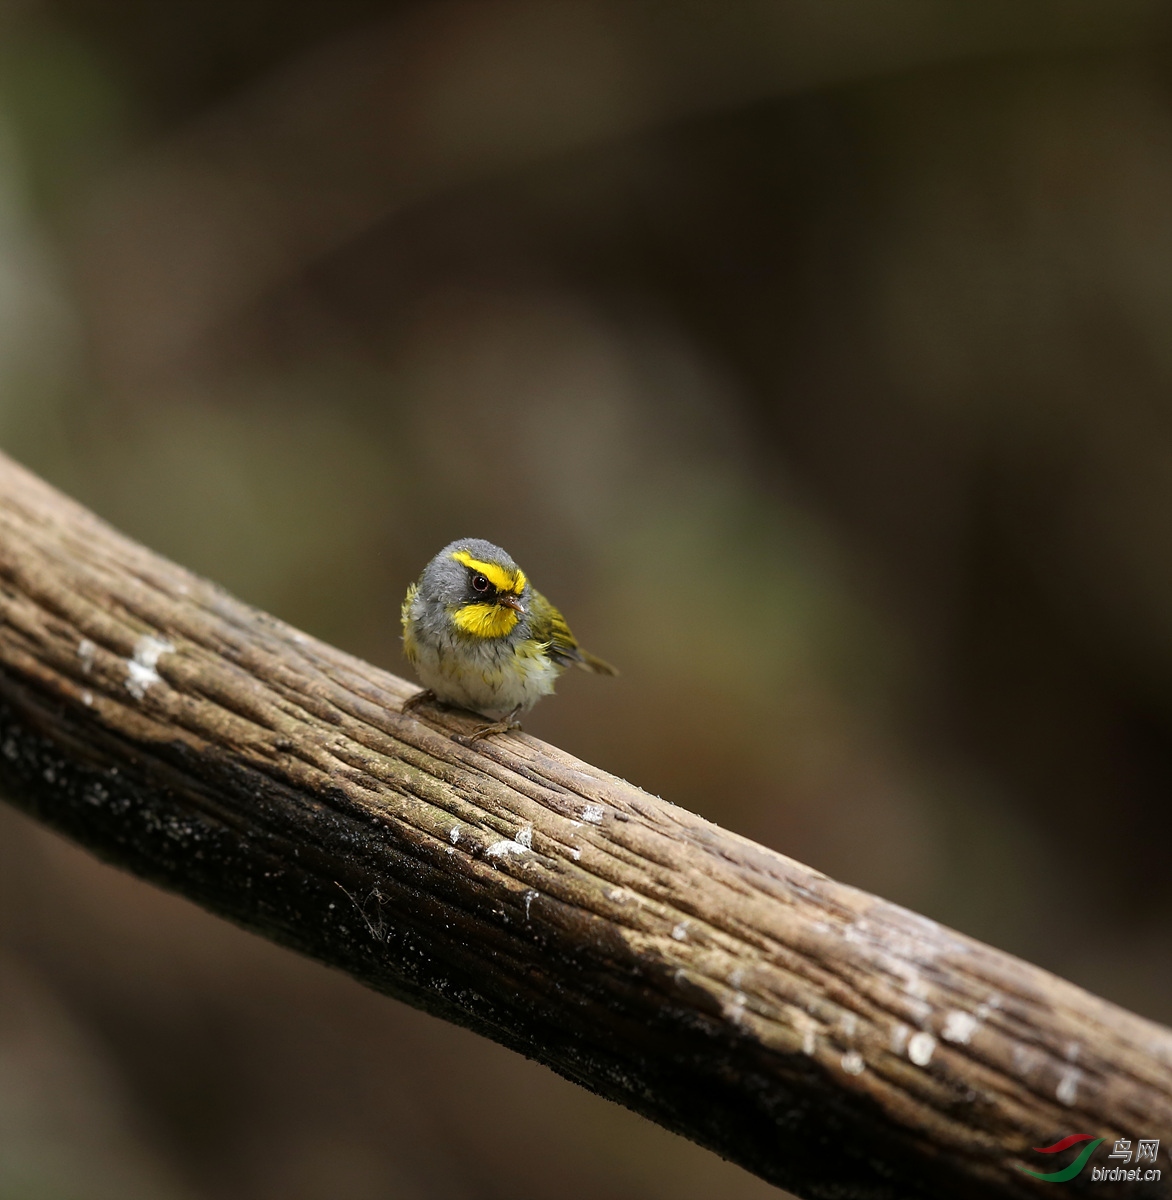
[
  {"x1": 451, "y1": 549, "x2": 527, "y2": 595},
  {"x1": 451, "y1": 602, "x2": 521, "y2": 639}
]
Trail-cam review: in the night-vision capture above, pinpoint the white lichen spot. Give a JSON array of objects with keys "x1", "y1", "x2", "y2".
[
  {"x1": 671, "y1": 922, "x2": 689, "y2": 941},
  {"x1": 449, "y1": 826, "x2": 460, "y2": 844},
  {"x1": 608, "y1": 888, "x2": 628, "y2": 903},
  {"x1": 975, "y1": 993, "x2": 1002, "y2": 1021},
  {"x1": 485, "y1": 837, "x2": 528, "y2": 859},
  {"x1": 839, "y1": 1013, "x2": 858, "y2": 1039},
  {"x1": 723, "y1": 993, "x2": 747, "y2": 1025},
  {"x1": 1065, "y1": 1041, "x2": 1080, "y2": 1063},
  {"x1": 81, "y1": 690, "x2": 93, "y2": 707},
  {"x1": 841, "y1": 1051, "x2": 865, "y2": 1076},
  {"x1": 1056, "y1": 1067, "x2": 1080, "y2": 1106},
  {"x1": 908, "y1": 1031, "x2": 936, "y2": 1067},
  {"x1": 568, "y1": 847, "x2": 581, "y2": 861},
  {"x1": 515, "y1": 824, "x2": 533, "y2": 849},
  {"x1": 890, "y1": 1024, "x2": 910, "y2": 1055},
  {"x1": 524, "y1": 889, "x2": 537, "y2": 920},
  {"x1": 581, "y1": 804, "x2": 604, "y2": 824},
  {"x1": 943, "y1": 1010, "x2": 978, "y2": 1045},
  {"x1": 1013, "y1": 1045, "x2": 1043, "y2": 1076},
  {"x1": 792, "y1": 1013, "x2": 819, "y2": 1056},
  {"x1": 78, "y1": 639, "x2": 97, "y2": 674},
  {"x1": 125, "y1": 636, "x2": 174, "y2": 700}
]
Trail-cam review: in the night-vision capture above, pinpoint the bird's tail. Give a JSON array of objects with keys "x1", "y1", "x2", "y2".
[{"x1": 576, "y1": 648, "x2": 619, "y2": 676}]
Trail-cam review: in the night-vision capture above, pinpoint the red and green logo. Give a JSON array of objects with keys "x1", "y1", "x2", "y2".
[{"x1": 1019, "y1": 1135, "x2": 1105, "y2": 1182}]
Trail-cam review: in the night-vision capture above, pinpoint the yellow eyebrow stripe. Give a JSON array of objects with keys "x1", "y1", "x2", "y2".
[{"x1": 451, "y1": 549, "x2": 527, "y2": 594}]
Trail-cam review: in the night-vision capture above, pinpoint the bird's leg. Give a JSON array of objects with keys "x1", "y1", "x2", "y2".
[
  {"x1": 401, "y1": 688, "x2": 438, "y2": 713},
  {"x1": 456, "y1": 705, "x2": 524, "y2": 745}
]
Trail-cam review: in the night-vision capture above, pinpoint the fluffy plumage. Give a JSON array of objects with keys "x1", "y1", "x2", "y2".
[{"x1": 401, "y1": 537, "x2": 616, "y2": 721}]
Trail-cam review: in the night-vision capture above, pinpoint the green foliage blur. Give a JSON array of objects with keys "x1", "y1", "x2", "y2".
[{"x1": 1, "y1": 2, "x2": 1171, "y2": 1197}]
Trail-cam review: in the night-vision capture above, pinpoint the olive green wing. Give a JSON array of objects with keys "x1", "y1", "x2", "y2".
[{"x1": 528, "y1": 588, "x2": 618, "y2": 675}]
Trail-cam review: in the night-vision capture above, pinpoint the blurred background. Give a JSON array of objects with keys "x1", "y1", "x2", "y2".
[{"x1": 1, "y1": 0, "x2": 1171, "y2": 1196}]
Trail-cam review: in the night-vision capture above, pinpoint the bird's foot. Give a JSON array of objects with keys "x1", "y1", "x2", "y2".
[
  {"x1": 401, "y1": 688, "x2": 438, "y2": 714},
  {"x1": 454, "y1": 707, "x2": 523, "y2": 745}
]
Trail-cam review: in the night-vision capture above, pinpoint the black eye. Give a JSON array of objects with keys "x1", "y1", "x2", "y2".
[{"x1": 471, "y1": 573, "x2": 490, "y2": 593}]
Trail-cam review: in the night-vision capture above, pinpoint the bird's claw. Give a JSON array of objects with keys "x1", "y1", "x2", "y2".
[
  {"x1": 454, "y1": 709, "x2": 523, "y2": 745},
  {"x1": 401, "y1": 688, "x2": 437, "y2": 714}
]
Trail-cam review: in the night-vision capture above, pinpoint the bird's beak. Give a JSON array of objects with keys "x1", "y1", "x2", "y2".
[{"x1": 497, "y1": 594, "x2": 525, "y2": 614}]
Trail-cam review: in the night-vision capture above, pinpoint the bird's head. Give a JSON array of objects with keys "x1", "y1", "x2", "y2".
[{"x1": 422, "y1": 538, "x2": 529, "y2": 639}]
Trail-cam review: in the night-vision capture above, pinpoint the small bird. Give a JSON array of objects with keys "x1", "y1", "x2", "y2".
[{"x1": 401, "y1": 538, "x2": 616, "y2": 740}]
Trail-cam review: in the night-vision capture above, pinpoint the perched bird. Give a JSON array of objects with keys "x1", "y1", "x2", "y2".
[{"x1": 401, "y1": 538, "x2": 616, "y2": 740}]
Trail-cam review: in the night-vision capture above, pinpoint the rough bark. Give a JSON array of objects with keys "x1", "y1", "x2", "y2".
[{"x1": 0, "y1": 451, "x2": 1167, "y2": 1199}]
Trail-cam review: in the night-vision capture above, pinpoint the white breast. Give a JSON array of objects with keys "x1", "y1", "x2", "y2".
[{"x1": 410, "y1": 632, "x2": 562, "y2": 719}]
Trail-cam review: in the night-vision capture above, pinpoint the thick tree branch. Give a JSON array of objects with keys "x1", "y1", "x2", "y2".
[{"x1": 0, "y1": 452, "x2": 1167, "y2": 1199}]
